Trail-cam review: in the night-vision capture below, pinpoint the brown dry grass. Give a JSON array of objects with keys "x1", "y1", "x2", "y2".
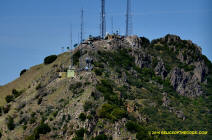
[{"x1": 0, "y1": 52, "x2": 71, "y2": 106}]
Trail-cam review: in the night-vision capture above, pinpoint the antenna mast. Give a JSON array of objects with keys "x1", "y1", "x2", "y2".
[
  {"x1": 111, "y1": 16, "x2": 113, "y2": 34},
  {"x1": 100, "y1": 0, "x2": 106, "y2": 38},
  {"x1": 70, "y1": 24, "x2": 73, "y2": 50},
  {"x1": 80, "y1": 8, "x2": 84, "y2": 43},
  {"x1": 126, "y1": 0, "x2": 132, "y2": 36}
]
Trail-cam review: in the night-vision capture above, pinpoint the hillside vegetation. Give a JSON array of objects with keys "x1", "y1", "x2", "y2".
[{"x1": 0, "y1": 34, "x2": 211, "y2": 140}]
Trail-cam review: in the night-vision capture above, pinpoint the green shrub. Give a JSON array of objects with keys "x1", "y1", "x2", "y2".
[
  {"x1": 20, "y1": 69, "x2": 27, "y2": 76},
  {"x1": 37, "y1": 98, "x2": 42, "y2": 105},
  {"x1": 6, "y1": 116, "x2": 15, "y2": 130},
  {"x1": 72, "y1": 137, "x2": 83, "y2": 140},
  {"x1": 52, "y1": 110, "x2": 58, "y2": 117},
  {"x1": 36, "y1": 83, "x2": 42, "y2": 90},
  {"x1": 72, "y1": 51, "x2": 81, "y2": 65},
  {"x1": 70, "y1": 82, "x2": 82, "y2": 91},
  {"x1": 5, "y1": 95, "x2": 14, "y2": 103},
  {"x1": 25, "y1": 134, "x2": 36, "y2": 140},
  {"x1": 26, "y1": 122, "x2": 51, "y2": 139},
  {"x1": 98, "y1": 103, "x2": 114, "y2": 118},
  {"x1": 125, "y1": 121, "x2": 140, "y2": 133},
  {"x1": 0, "y1": 131, "x2": 2, "y2": 138},
  {"x1": 96, "y1": 79, "x2": 122, "y2": 105},
  {"x1": 94, "y1": 62, "x2": 104, "y2": 68},
  {"x1": 111, "y1": 108, "x2": 127, "y2": 120},
  {"x1": 92, "y1": 134, "x2": 108, "y2": 140},
  {"x1": 98, "y1": 103, "x2": 126, "y2": 121},
  {"x1": 44, "y1": 55, "x2": 57, "y2": 64},
  {"x1": 179, "y1": 64, "x2": 195, "y2": 72},
  {"x1": 3, "y1": 105, "x2": 10, "y2": 114},
  {"x1": 79, "y1": 113, "x2": 86, "y2": 121},
  {"x1": 136, "y1": 131, "x2": 149, "y2": 140},
  {"x1": 94, "y1": 68, "x2": 103, "y2": 76},
  {"x1": 12, "y1": 89, "x2": 22, "y2": 98},
  {"x1": 126, "y1": 76, "x2": 142, "y2": 88},
  {"x1": 29, "y1": 117, "x2": 36, "y2": 124},
  {"x1": 70, "y1": 82, "x2": 84, "y2": 95},
  {"x1": 83, "y1": 101, "x2": 93, "y2": 112},
  {"x1": 76, "y1": 128, "x2": 86, "y2": 137}
]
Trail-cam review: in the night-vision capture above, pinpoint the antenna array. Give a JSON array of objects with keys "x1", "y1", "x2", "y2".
[
  {"x1": 126, "y1": 0, "x2": 132, "y2": 36},
  {"x1": 80, "y1": 8, "x2": 84, "y2": 43},
  {"x1": 100, "y1": 0, "x2": 106, "y2": 38}
]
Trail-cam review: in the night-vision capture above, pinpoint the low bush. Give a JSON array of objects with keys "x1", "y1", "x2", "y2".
[
  {"x1": 111, "y1": 108, "x2": 127, "y2": 120},
  {"x1": 12, "y1": 89, "x2": 22, "y2": 98},
  {"x1": 20, "y1": 69, "x2": 27, "y2": 76},
  {"x1": 92, "y1": 134, "x2": 108, "y2": 140},
  {"x1": 25, "y1": 122, "x2": 51, "y2": 140},
  {"x1": 70, "y1": 82, "x2": 84, "y2": 95},
  {"x1": 72, "y1": 51, "x2": 81, "y2": 65},
  {"x1": 37, "y1": 98, "x2": 42, "y2": 105},
  {"x1": 72, "y1": 137, "x2": 83, "y2": 140},
  {"x1": 83, "y1": 101, "x2": 93, "y2": 112},
  {"x1": 35, "y1": 122, "x2": 51, "y2": 135},
  {"x1": 44, "y1": 55, "x2": 57, "y2": 64},
  {"x1": 179, "y1": 64, "x2": 195, "y2": 72},
  {"x1": 6, "y1": 116, "x2": 15, "y2": 130},
  {"x1": 79, "y1": 113, "x2": 86, "y2": 121},
  {"x1": 96, "y1": 79, "x2": 122, "y2": 105},
  {"x1": 5, "y1": 95, "x2": 14, "y2": 103},
  {"x1": 98, "y1": 103, "x2": 126, "y2": 121},
  {"x1": 70, "y1": 82, "x2": 82, "y2": 91},
  {"x1": 136, "y1": 131, "x2": 149, "y2": 140},
  {"x1": 94, "y1": 62, "x2": 104, "y2": 68},
  {"x1": 125, "y1": 120, "x2": 151, "y2": 139},
  {"x1": 36, "y1": 83, "x2": 42, "y2": 90},
  {"x1": 72, "y1": 128, "x2": 86, "y2": 140},
  {"x1": 3, "y1": 105, "x2": 10, "y2": 114},
  {"x1": 125, "y1": 121, "x2": 140, "y2": 133},
  {"x1": 94, "y1": 68, "x2": 103, "y2": 76}
]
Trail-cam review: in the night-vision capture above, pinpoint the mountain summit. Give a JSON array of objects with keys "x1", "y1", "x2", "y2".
[{"x1": 0, "y1": 34, "x2": 211, "y2": 140}]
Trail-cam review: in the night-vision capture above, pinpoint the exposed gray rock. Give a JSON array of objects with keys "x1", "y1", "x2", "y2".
[
  {"x1": 193, "y1": 61, "x2": 208, "y2": 82},
  {"x1": 133, "y1": 51, "x2": 152, "y2": 68},
  {"x1": 175, "y1": 111, "x2": 186, "y2": 120},
  {"x1": 154, "y1": 58, "x2": 168, "y2": 79},
  {"x1": 162, "y1": 34, "x2": 181, "y2": 43},
  {"x1": 162, "y1": 95, "x2": 170, "y2": 107},
  {"x1": 169, "y1": 67, "x2": 203, "y2": 97}
]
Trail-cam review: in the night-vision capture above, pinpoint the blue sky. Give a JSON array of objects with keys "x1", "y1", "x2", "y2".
[{"x1": 0, "y1": 0, "x2": 211, "y2": 85}]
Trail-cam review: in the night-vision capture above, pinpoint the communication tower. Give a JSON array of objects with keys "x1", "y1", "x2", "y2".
[
  {"x1": 100, "y1": 0, "x2": 106, "y2": 38},
  {"x1": 126, "y1": 0, "x2": 132, "y2": 36}
]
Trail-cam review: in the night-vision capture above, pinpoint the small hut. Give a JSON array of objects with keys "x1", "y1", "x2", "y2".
[{"x1": 67, "y1": 66, "x2": 75, "y2": 78}]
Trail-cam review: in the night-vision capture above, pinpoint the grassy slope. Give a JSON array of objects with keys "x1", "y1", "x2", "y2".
[
  {"x1": 0, "y1": 36, "x2": 211, "y2": 139},
  {"x1": 0, "y1": 52, "x2": 71, "y2": 106}
]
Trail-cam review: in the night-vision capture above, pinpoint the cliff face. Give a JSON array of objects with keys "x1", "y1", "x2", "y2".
[
  {"x1": 0, "y1": 34, "x2": 211, "y2": 140},
  {"x1": 127, "y1": 34, "x2": 208, "y2": 97}
]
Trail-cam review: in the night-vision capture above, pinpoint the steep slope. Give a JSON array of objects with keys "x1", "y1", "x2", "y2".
[{"x1": 0, "y1": 34, "x2": 211, "y2": 140}]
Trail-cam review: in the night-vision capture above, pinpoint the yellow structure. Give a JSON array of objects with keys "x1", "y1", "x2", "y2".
[
  {"x1": 67, "y1": 68, "x2": 75, "y2": 78},
  {"x1": 59, "y1": 72, "x2": 67, "y2": 78}
]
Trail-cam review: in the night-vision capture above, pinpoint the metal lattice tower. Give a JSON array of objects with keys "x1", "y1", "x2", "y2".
[
  {"x1": 100, "y1": 0, "x2": 106, "y2": 38},
  {"x1": 80, "y1": 8, "x2": 84, "y2": 43},
  {"x1": 111, "y1": 16, "x2": 113, "y2": 34},
  {"x1": 70, "y1": 24, "x2": 73, "y2": 50},
  {"x1": 126, "y1": 0, "x2": 132, "y2": 36}
]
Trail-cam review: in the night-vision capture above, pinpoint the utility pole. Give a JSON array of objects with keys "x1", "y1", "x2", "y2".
[
  {"x1": 100, "y1": 0, "x2": 106, "y2": 38},
  {"x1": 80, "y1": 8, "x2": 84, "y2": 43},
  {"x1": 111, "y1": 16, "x2": 113, "y2": 34},
  {"x1": 70, "y1": 24, "x2": 73, "y2": 50}
]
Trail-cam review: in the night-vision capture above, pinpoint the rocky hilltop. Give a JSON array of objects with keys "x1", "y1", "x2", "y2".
[{"x1": 0, "y1": 34, "x2": 211, "y2": 140}]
